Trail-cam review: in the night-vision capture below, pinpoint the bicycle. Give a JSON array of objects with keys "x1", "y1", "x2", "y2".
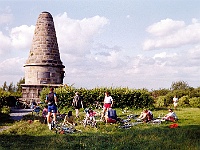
[{"x1": 48, "y1": 113, "x2": 65, "y2": 130}]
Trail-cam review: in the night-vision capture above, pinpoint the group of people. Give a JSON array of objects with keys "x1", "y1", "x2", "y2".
[
  {"x1": 44, "y1": 89, "x2": 117, "y2": 130},
  {"x1": 138, "y1": 108, "x2": 178, "y2": 123},
  {"x1": 44, "y1": 88, "x2": 84, "y2": 129},
  {"x1": 44, "y1": 87, "x2": 179, "y2": 130}
]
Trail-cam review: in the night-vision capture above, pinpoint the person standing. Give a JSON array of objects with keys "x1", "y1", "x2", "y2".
[
  {"x1": 101, "y1": 92, "x2": 113, "y2": 120},
  {"x1": 45, "y1": 87, "x2": 58, "y2": 130},
  {"x1": 173, "y1": 95, "x2": 178, "y2": 110},
  {"x1": 72, "y1": 92, "x2": 83, "y2": 118}
]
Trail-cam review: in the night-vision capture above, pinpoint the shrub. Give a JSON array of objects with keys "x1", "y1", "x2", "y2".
[
  {"x1": 40, "y1": 86, "x2": 154, "y2": 110},
  {"x1": 189, "y1": 97, "x2": 200, "y2": 108},
  {"x1": 178, "y1": 95, "x2": 190, "y2": 107},
  {"x1": 0, "y1": 89, "x2": 11, "y2": 109},
  {"x1": 0, "y1": 106, "x2": 10, "y2": 114},
  {"x1": 155, "y1": 96, "x2": 166, "y2": 107}
]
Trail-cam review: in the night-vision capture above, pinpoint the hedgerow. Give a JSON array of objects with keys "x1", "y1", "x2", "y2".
[{"x1": 39, "y1": 86, "x2": 154, "y2": 110}]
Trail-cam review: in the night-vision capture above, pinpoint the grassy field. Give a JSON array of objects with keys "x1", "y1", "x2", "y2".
[{"x1": 0, "y1": 108, "x2": 200, "y2": 150}]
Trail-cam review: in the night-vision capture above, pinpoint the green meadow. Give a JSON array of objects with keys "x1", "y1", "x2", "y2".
[{"x1": 0, "y1": 107, "x2": 199, "y2": 150}]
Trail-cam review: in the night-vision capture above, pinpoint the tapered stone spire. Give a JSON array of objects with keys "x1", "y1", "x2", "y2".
[
  {"x1": 24, "y1": 11, "x2": 65, "y2": 85},
  {"x1": 21, "y1": 11, "x2": 65, "y2": 103}
]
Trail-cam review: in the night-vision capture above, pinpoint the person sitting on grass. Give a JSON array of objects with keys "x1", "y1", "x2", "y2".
[
  {"x1": 162, "y1": 108, "x2": 178, "y2": 122},
  {"x1": 83, "y1": 108, "x2": 97, "y2": 127},
  {"x1": 138, "y1": 109, "x2": 153, "y2": 123},
  {"x1": 62, "y1": 111, "x2": 77, "y2": 126},
  {"x1": 42, "y1": 105, "x2": 48, "y2": 124},
  {"x1": 105, "y1": 108, "x2": 118, "y2": 123}
]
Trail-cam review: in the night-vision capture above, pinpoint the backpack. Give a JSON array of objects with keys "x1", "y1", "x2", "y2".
[
  {"x1": 108, "y1": 109, "x2": 117, "y2": 120},
  {"x1": 73, "y1": 95, "x2": 82, "y2": 108},
  {"x1": 47, "y1": 92, "x2": 55, "y2": 105}
]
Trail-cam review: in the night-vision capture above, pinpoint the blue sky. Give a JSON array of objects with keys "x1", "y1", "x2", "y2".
[{"x1": 1, "y1": 0, "x2": 200, "y2": 90}]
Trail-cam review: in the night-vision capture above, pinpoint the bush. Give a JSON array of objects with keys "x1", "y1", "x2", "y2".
[
  {"x1": 178, "y1": 95, "x2": 190, "y2": 107},
  {"x1": 40, "y1": 86, "x2": 154, "y2": 110},
  {"x1": 0, "y1": 106, "x2": 10, "y2": 114},
  {"x1": 189, "y1": 97, "x2": 200, "y2": 108},
  {"x1": 155, "y1": 96, "x2": 166, "y2": 107}
]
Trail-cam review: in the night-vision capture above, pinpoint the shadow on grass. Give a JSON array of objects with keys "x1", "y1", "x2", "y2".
[
  {"x1": 0, "y1": 124, "x2": 199, "y2": 150},
  {"x1": 0, "y1": 113, "x2": 14, "y2": 126}
]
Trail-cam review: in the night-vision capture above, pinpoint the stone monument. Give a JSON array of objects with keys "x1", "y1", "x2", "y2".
[{"x1": 21, "y1": 11, "x2": 65, "y2": 103}]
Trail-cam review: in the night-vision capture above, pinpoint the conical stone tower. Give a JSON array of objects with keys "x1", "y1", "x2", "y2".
[{"x1": 21, "y1": 11, "x2": 65, "y2": 103}]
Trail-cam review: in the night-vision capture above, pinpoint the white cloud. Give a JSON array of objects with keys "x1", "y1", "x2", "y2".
[
  {"x1": 153, "y1": 52, "x2": 177, "y2": 59},
  {"x1": 188, "y1": 45, "x2": 200, "y2": 59},
  {"x1": 0, "y1": 57, "x2": 25, "y2": 85},
  {"x1": 54, "y1": 12, "x2": 109, "y2": 56},
  {"x1": 0, "y1": 24, "x2": 34, "y2": 55},
  {"x1": 1, "y1": 10, "x2": 200, "y2": 90},
  {"x1": 0, "y1": 31, "x2": 11, "y2": 54},
  {"x1": 10, "y1": 25, "x2": 35, "y2": 50},
  {"x1": 146, "y1": 18, "x2": 185, "y2": 36},
  {"x1": 0, "y1": 12, "x2": 110, "y2": 86},
  {"x1": 0, "y1": 57, "x2": 25, "y2": 74},
  {"x1": 143, "y1": 18, "x2": 200, "y2": 50}
]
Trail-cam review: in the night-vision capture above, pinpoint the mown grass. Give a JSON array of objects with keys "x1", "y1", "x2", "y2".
[{"x1": 0, "y1": 108, "x2": 200, "y2": 150}]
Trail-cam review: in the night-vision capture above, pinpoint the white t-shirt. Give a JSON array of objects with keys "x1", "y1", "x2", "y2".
[
  {"x1": 167, "y1": 112, "x2": 178, "y2": 119},
  {"x1": 104, "y1": 96, "x2": 113, "y2": 104},
  {"x1": 173, "y1": 97, "x2": 178, "y2": 103}
]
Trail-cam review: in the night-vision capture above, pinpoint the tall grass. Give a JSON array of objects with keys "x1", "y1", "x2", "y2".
[{"x1": 0, "y1": 108, "x2": 199, "y2": 150}]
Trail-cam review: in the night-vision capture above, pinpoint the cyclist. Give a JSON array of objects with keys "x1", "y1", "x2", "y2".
[{"x1": 46, "y1": 87, "x2": 58, "y2": 130}]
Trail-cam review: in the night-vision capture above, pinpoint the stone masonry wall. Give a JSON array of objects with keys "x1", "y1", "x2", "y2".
[
  {"x1": 24, "y1": 11, "x2": 65, "y2": 85},
  {"x1": 21, "y1": 11, "x2": 65, "y2": 102}
]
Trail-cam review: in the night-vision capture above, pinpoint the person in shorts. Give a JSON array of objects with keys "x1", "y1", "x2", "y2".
[
  {"x1": 101, "y1": 92, "x2": 113, "y2": 120},
  {"x1": 72, "y1": 92, "x2": 83, "y2": 118},
  {"x1": 173, "y1": 95, "x2": 178, "y2": 110},
  {"x1": 45, "y1": 87, "x2": 58, "y2": 130}
]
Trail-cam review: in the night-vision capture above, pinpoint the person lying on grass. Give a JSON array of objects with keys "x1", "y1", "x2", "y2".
[
  {"x1": 62, "y1": 111, "x2": 77, "y2": 126},
  {"x1": 162, "y1": 108, "x2": 178, "y2": 122},
  {"x1": 138, "y1": 109, "x2": 153, "y2": 123}
]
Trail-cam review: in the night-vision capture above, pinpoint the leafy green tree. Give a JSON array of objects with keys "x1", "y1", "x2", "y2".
[
  {"x1": 16, "y1": 77, "x2": 25, "y2": 92},
  {"x1": 2, "y1": 82, "x2": 8, "y2": 91},
  {"x1": 7, "y1": 82, "x2": 15, "y2": 92},
  {"x1": 151, "y1": 88, "x2": 170, "y2": 98},
  {"x1": 170, "y1": 81, "x2": 190, "y2": 90}
]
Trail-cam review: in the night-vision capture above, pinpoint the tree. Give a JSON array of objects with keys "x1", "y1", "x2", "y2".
[
  {"x1": 7, "y1": 82, "x2": 15, "y2": 92},
  {"x1": 2, "y1": 81, "x2": 8, "y2": 91},
  {"x1": 16, "y1": 77, "x2": 25, "y2": 92},
  {"x1": 170, "y1": 80, "x2": 190, "y2": 91}
]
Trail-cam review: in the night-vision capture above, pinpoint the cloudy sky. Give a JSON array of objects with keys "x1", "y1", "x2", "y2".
[{"x1": 1, "y1": 0, "x2": 200, "y2": 90}]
